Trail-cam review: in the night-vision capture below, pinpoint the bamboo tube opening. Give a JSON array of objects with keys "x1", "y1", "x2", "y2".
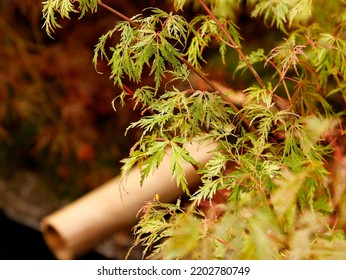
[{"x1": 42, "y1": 225, "x2": 69, "y2": 259}]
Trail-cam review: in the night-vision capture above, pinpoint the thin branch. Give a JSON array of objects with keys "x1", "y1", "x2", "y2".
[
  {"x1": 97, "y1": 1, "x2": 140, "y2": 28},
  {"x1": 266, "y1": 59, "x2": 292, "y2": 101},
  {"x1": 197, "y1": 0, "x2": 293, "y2": 113},
  {"x1": 197, "y1": 0, "x2": 266, "y2": 89},
  {"x1": 264, "y1": 188, "x2": 279, "y2": 220},
  {"x1": 122, "y1": 84, "x2": 135, "y2": 97},
  {"x1": 205, "y1": 233, "x2": 240, "y2": 251}
]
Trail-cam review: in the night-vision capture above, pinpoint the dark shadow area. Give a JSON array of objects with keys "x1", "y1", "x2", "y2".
[{"x1": 0, "y1": 210, "x2": 109, "y2": 260}]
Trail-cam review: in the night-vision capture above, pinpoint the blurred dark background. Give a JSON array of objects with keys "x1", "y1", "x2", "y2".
[{"x1": 0, "y1": 0, "x2": 150, "y2": 260}]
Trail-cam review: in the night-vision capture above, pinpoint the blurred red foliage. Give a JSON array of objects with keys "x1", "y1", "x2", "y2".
[{"x1": 0, "y1": 0, "x2": 142, "y2": 195}]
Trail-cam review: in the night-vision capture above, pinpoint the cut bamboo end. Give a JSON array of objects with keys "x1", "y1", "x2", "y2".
[
  {"x1": 42, "y1": 225, "x2": 68, "y2": 259},
  {"x1": 40, "y1": 141, "x2": 217, "y2": 259}
]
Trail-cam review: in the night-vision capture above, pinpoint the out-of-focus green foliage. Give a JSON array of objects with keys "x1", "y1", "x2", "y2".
[{"x1": 42, "y1": 0, "x2": 346, "y2": 259}]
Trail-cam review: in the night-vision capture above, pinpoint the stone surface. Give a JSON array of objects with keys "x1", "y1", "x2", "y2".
[{"x1": 0, "y1": 170, "x2": 142, "y2": 259}]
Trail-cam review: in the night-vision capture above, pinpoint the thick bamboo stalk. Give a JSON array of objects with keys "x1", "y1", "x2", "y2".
[{"x1": 40, "y1": 141, "x2": 216, "y2": 259}]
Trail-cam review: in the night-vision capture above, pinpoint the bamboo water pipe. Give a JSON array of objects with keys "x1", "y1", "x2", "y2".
[{"x1": 40, "y1": 141, "x2": 217, "y2": 259}]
